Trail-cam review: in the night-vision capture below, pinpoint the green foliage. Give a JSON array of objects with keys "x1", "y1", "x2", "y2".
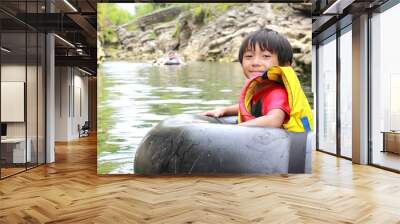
[
  {"x1": 133, "y1": 3, "x2": 174, "y2": 20},
  {"x1": 214, "y1": 3, "x2": 236, "y2": 13},
  {"x1": 193, "y1": 5, "x2": 206, "y2": 25},
  {"x1": 98, "y1": 3, "x2": 240, "y2": 47},
  {"x1": 272, "y1": 4, "x2": 284, "y2": 14},
  {"x1": 98, "y1": 3, "x2": 134, "y2": 46},
  {"x1": 98, "y1": 3, "x2": 177, "y2": 46},
  {"x1": 98, "y1": 3, "x2": 134, "y2": 26},
  {"x1": 97, "y1": 4, "x2": 106, "y2": 30},
  {"x1": 134, "y1": 3, "x2": 155, "y2": 18},
  {"x1": 149, "y1": 31, "x2": 157, "y2": 40},
  {"x1": 191, "y1": 3, "x2": 238, "y2": 24},
  {"x1": 173, "y1": 22, "x2": 181, "y2": 39}
]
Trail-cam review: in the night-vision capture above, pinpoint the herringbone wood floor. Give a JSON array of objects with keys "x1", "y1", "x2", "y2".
[{"x1": 1, "y1": 135, "x2": 400, "y2": 223}]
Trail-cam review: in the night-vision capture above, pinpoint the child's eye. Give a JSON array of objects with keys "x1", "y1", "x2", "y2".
[
  {"x1": 263, "y1": 55, "x2": 271, "y2": 58},
  {"x1": 244, "y1": 54, "x2": 253, "y2": 58}
]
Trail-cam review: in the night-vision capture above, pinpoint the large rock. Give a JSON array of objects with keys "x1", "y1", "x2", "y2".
[
  {"x1": 114, "y1": 3, "x2": 311, "y2": 70},
  {"x1": 157, "y1": 31, "x2": 178, "y2": 52},
  {"x1": 134, "y1": 6, "x2": 182, "y2": 29},
  {"x1": 177, "y1": 12, "x2": 192, "y2": 49},
  {"x1": 290, "y1": 3, "x2": 312, "y2": 15},
  {"x1": 154, "y1": 21, "x2": 175, "y2": 36}
]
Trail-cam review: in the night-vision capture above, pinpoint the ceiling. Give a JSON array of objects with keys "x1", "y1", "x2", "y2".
[
  {"x1": 0, "y1": 0, "x2": 97, "y2": 75},
  {"x1": 312, "y1": 0, "x2": 390, "y2": 43}
]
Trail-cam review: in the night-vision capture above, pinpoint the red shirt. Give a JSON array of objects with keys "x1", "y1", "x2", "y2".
[{"x1": 250, "y1": 82, "x2": 290, "y2": 122}]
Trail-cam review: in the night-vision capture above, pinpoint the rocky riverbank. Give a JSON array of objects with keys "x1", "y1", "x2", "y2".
[{"x1": 102, "y1": 3, "x2": 311, "y2": 75}]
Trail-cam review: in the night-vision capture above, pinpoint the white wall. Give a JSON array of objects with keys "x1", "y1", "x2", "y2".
[
  {"x1": 0, "y1": 65, "x2": 39, "y2": 137},
  {"x1": 55, "y1": 66, "x2": 69, "y2": 141},
  {"x1": 1, "y1": 63, "x2": 46, "y2": 164},
  {"x1": 73, "y1": 72, "x2": 89, "y2": 137},
  {"x1": 55, "y1": 67, "x2": 89, "y2": 141}
]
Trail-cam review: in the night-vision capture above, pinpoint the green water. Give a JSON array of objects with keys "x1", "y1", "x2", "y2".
[{"x1": 97, "y1": 61, "x2": 312, "y2": 174}]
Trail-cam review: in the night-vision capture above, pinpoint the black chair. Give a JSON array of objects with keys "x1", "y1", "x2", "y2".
[{"x1": 79, "y1": 121, "x2": 90, "y2": 138}]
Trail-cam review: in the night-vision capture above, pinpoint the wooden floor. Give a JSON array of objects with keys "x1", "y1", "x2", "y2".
[
  {"x1": 373, "y1": 151, "x2": 400, "y2": 171},
  {"x1": 1, "y1": 135, "x2": 400, "y2": 223},
  {"x1": 0, "y1": 167, "x2": 26, "y2": 177}
]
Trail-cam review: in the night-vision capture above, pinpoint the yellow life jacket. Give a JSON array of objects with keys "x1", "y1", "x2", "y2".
[{"x1": 238, "y1": 66, "x2": 314, "y2": 132}]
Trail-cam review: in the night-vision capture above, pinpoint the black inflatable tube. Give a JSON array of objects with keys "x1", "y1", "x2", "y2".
[
  {"x1": 134, "y1": 114, "x2": 312, "y2": 174},
  {"x1": 163, "y1": 61, "x2": 180, "y2": 65}
]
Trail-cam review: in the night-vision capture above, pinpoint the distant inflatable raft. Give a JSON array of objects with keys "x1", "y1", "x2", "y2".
[{"x1": 134, "y1": 114, "x2": 312, "y2": 174}]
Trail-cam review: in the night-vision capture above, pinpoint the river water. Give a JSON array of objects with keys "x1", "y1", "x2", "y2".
[{"x1": 97, "y1": 61, "x2": 311, "y2": 174}]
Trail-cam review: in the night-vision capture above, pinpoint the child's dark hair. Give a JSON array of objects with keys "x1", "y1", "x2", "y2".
[{"x1": 238, "y1": 28, "x2": 293, "y2": 66}]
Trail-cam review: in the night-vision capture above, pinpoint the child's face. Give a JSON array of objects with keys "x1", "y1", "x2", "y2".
[{"x1": 241, "y1": 43, "x2": 279, "y2": 79}]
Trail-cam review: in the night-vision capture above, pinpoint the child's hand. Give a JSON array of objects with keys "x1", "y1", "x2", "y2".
[{"x1": 199, "y1": 108, "x2": 225, "y2": 118}]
